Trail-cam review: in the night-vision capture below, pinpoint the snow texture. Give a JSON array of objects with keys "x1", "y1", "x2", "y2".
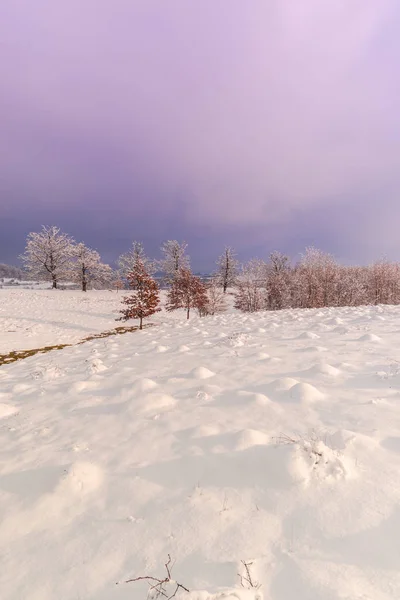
[{"x1": 1, "y1": 289, "x2": 400, "y2": 599}]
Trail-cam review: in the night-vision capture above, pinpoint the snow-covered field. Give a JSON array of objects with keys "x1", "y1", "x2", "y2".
[
  {"x1": 0, "y1": 289, "x2": 123, "y2": 353},
  {"x1": 1, "y1": 290, "x2": 400, "y2": 599}
]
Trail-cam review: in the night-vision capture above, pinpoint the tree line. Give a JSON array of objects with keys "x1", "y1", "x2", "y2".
[{"x1": 17, "y1": 226, "x2": 400, "y2": 326}]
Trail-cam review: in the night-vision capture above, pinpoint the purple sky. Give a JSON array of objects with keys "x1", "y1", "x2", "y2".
[{"x1": 1, "y1": 0, "x2": 400, "y2": 270}]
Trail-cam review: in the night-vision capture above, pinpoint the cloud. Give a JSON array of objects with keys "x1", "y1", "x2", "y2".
[{"x1": 1, "y1": 0, "x2": 400, "y2": 263}]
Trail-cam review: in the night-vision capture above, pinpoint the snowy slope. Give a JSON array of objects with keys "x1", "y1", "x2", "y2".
[{"x1": 1, "y1": 291, "x2": 400, "y2": 599}]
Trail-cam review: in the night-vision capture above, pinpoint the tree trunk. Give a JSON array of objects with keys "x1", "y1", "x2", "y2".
[
  {"x1": 139, "y1": 316, "x2": 143, "y2": 330},
  {"x1": 52, "y1": 275, "x2": 57, "y2": 289},
  {"x1": 82, "y1": 280, "x2": 87, "y2": 292},
  {"x1": 223, "y1": 281, "x2": 227, "y2": 293},
  {"x1": 186, "y1": 307, "x2": 190, "y2": 319}
]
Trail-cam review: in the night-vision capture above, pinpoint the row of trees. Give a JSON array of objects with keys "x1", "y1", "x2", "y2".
[
  {"x1": 235, "y1": 248, "x2": 400, "y2": 312},
  {"x1": 19, "y1": 226, "x2": 238, "y2": 293},
  {"x1": 0, "y1": 264, "x2": 24, "y2": 280},
  {"x1": 18, "y1": 226, "x2": 400, "y2": 315}
]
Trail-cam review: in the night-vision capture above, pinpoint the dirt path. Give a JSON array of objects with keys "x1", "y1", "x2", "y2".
[{"x1": 0, "y1": 324, "x2": 152, "y2": 366}]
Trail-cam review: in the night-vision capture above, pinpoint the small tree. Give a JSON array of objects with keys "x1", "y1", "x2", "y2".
[
  {"x1": 166, "y1": 268, "x2": 208, "y2": 319},
  {"x1": 216, "y1": 246, "x2": 239, "y2": 292},
  {"x1": 265, "y1": 251, "x2": 292, "y2": 310},
  {"x1": 118, "y1": 259, "x2": 161, "y2": 329},
  {"x1": 160, "y1": 240, "x2": 190, "y2": 284},
  {"x1": 20, "y1": 225, "x2": 75, "y2": 288},
  {"x1": 113, "y1": 278, "x2": 125, "y2": 293},
  {"x1": 69, "y1": 242, "x2": 113, "y2": 291},
  {"x1": 200, "y1": 277, "x2": 228, "y2": 316},
  {"x1": 118, "y1": 241, "x2": 155, "y2": 278},
  {"x1": 234, "y1": 259, "x2": 266, "y2": 312}
]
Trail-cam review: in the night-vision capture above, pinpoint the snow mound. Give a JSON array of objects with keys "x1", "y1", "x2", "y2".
[
  {"x1": 327, "y1": 317, "x2": 344, "y2": 325},
  {"x1": 297, "y1": 331, "x2": 320, "y2": 339},
  {"x1": 178, "y1": 345, "x2": 190, "y2": 352},
  {"x1": 288, "y1": 382, "x2": 324, "y2": 403},
  {"x1": 308, "y1": 363, "x2": 341, "y2": 377},
  {"x1": 31, "y1": 364, "x2": 64, "y2": 380},
  {"x1": 0, "y1": 403, "x2": 18, "y2": 419},
  {"x1": 269, "y1": 377, "x2": 299, "y2": 392},
  {"x1": 86, "y1": 358, "x2": 108, "y2": 374},
  {"x1": 298, "y1": 345, "x2": 328, "y2": 353},
  {"x1": 132, "y1": 378, "x2": 158, "y2": 392},
  {"x1": 358, "y1": 333, "x2": 382, "y2": 342},
  {"x1": 58, "y1": 461, "x2": 104, "y2": 496},
  {"x1": 136, "y1": 393, "x2": 177, "y2": 414},
  {"x1": 155, "y1": 345, "x2": 169, "y2": 353},
  {"x1": 227, "y1": 332, "x2": 250, "y2": 347},
  {"x1": 190, "y1": 367, "x2": 216, "y2": 379},
  {"x1": 253, "y1": 393, "x2": 271, "y2": 406},
  {"x1": 234, "y1": 428, "x2": 269, "y2": 450},
  {"x1": 192, "y1": 424, "x2": 221, "y2": 438},
  {"x1": 333, "y1": 326, "x2": 350, "y2": 334},
  {"x1": 256, "y1": 352, "x2": 270, "y2": 360},
  {"x1": 290, "y1": 439, "x2": 356, "y2": 484}
]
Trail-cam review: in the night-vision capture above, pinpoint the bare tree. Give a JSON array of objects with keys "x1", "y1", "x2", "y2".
[
  {"x1": 0, "y1": 264, "x2": 24, "y2": 280},
  {"x1": 199, "y1": 277, "x2": 228, "y2": 316},
  {"x1": 234, "y1": 259, "x2": 266, "y2": 312},
  {"x1": 118, "y1": 241, "x2": 155, "y2": 278},
  {"x1": 265, "y1": 251, "x2": 291, "y2": 310},
  {"x1": 216, "y1": 246, "x2": 239, "y2": 293},
  {"x1": 160, "y1": 240, "x2": 190, "y2": 284},
  {"x1": 20, "y1": 225, "x2": 75, "y2": 288},
  {"x1": 68, "y1": 242, "x2": 113, "y2": 291},
  {"x1": 296, "y1": 247, "x2": 339, "y2": 308}
]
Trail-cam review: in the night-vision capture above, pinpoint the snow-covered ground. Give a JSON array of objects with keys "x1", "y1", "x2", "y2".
[
  {"x1": 1, "y1": 290, "x2": 400, "y2": 599},
  {"x1": 0, "y1": 289, "x2": 123, "y2": 353}
]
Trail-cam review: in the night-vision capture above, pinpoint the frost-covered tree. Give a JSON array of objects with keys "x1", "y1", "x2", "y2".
[
  {"x1": 118, "y1": 259, "x2": 161, "y2": 329},
  {"x1": 367, "y1": 259, "x2": 400, "y2": 305},
  {"x1": 160, "y1": 240, "x2": 190, "y2": 283},
  {"x1": 216, "y1": 246, "x2": 239, "y2": 293},
  {"x1": 0, "y1": 264, "x2": 24, "y2": 280},
  {"x1": 296, "y1": 247, "x2": 339, "y2": 308},
  {"x1": 166, "y1": 268, "x2": 208, "y2": 319},
  {"x1": 20, "y1": 225, "x2": 75, "y2": 288},
  {"x1": 265, "y1": 251, "x2": 292, "y2": 310},
  {"x1": 200, "y1": 277, "x2": 228, "y2": 316},
  {"x1": 68, "y1": 243, "x2": 113, "y2": 291},
  {"x1": 117, "y1": 241, "x2": 155, "y2": 278},
  {"x1": 234, "y1": 259, "x2": 266, "y2": 312}
]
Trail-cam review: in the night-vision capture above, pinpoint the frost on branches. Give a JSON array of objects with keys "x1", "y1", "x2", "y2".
[
  {"x1": 216, "y1": 246, "x2": 239, "y2": 293},
  {"x1": 20, "y1": 225, "x2": 75, "y2": 288},
  {"x1": 166, "y1": 268, "x2": 208, "y2": 319},
  {"x1": 160, "y1": 240, "x2": 190, "y2": 284},
  {"x1": 69, "y1": 243, "x2": 113, "y2": 291},
  {"x1": 234, "y1": 260, "x2": 266, "y2": 312},
  {"x1": 199, "y1": 277, "x2": 228, "y2": 316},
  {"x1": 117, "y1": 241, "x2": 155, "y2": 278},
  {"x1": 118, "y1": 259, "x2": 161, "y2": 329}
]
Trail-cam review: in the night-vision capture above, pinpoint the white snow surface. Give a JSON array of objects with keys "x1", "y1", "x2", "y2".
[{"x1": 1, "y1": 290, "x2": 400, "y2": 598}]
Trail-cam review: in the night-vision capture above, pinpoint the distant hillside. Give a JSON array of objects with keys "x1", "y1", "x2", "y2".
[{"x1": 0, "y1": 263, "x2": 24, "y2": 280}]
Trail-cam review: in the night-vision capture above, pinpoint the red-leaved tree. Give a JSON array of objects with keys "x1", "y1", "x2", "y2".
[
  {"x1": 118, "y1": 259, "x2": 161, "y2": 329},
  {"x1": 166, "y1": 268, "x2": 208, "y2": 319}
]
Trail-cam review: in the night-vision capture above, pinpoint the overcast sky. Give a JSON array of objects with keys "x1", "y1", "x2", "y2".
[{"x1": 1, "y1": 0, "x2": 400, "y2": 270}]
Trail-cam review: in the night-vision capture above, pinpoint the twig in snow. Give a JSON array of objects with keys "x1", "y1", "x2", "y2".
[
  {"x1": 123, "y1": 555, "x2": 190, "y2": 599},
  {"x1": 238, "y1": 560, "x2": 261, "y2": 590}
]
